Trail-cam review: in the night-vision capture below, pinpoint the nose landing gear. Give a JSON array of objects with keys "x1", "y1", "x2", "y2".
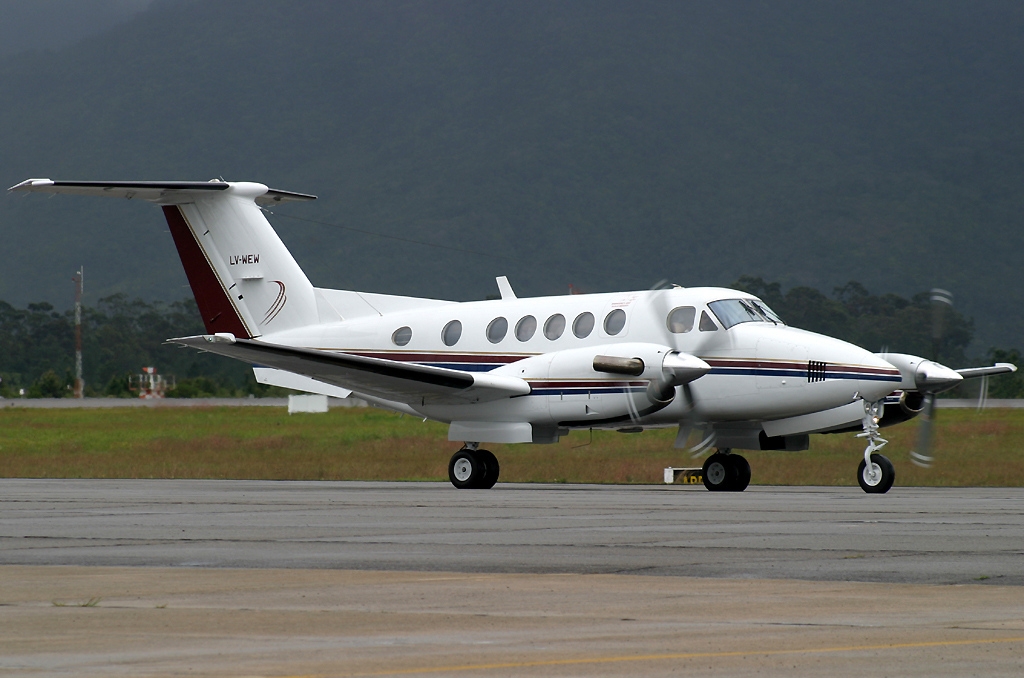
[
  {"x1": 856, "y1": 400, "x2": 895, "y2": 493},
  {"x1": 448, "y1": 445, "x2": 500, "y2": 489},
  {"x1": 702, "y1": 450, "x2": 751, "y2": 492}
]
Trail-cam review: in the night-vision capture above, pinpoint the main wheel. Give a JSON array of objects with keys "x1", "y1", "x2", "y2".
[
  {"x1": 449, "y1": 449, "x2": 484, "y2": 489},
  {"x1": 702, "y1": 452, "x2": 736, "y2": 492},
  {"x1": 476, "y1": 449, "x2": 500, "y2": 489},
  {"x1": 730, "y1": 454, "x2": 751, "y2": 492},
  {"x1": 857, "y1": 453, "x2": 895, "y2": 494}
]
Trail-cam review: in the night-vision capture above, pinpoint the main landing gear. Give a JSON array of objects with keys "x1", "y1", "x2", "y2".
[
  {"x1": 856, "y1": 400, "x2": 895, "y2": 493},
  {"x1": 448, "y1": 444, "x2": 500, "y2": 489},
  {"x1": 702, "y1": 449, "x2": 751, "y2": 492}
]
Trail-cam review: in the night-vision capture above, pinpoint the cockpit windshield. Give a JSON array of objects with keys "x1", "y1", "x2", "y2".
[{"x1": 707, "y1": 298, "x2": 784, "y2": 329}]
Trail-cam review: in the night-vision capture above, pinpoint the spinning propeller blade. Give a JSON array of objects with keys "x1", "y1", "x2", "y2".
[
  {"x1": 908, "y1": 289, "x2": 952, "y2": 467},
  {"x1": 910, "y1": 393, "x2": 937, "y2": 468},
  {"x1": 649, "y1": 287, "x2": 716, "y2": 457}
]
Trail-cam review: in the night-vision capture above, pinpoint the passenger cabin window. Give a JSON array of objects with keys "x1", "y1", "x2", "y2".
[
  {"x1": 516, "y1": 315, "x2": 537, "y2": 341},
  {"x1": 604, "y1": 309, "x2": 626, "y2": 335},
  {"x1": 667, "y1": 306, "x2": 696, "y2": 333},
  {"x1": 707, "y1": 298, "x2": 783, "y2": 329},
  {"x1": 544, "y1": 314, "x2": 565, "y2": 340},
  {"x1": 486, "y1": 317, "x2": 508, "y2": 343},
  {"x1": 573, "y1": 312, "x2": 595, "y2": 338},
  {"x1": 699, "y1": 311, "x2": 718, "y2": 331},
  {"x1": 392, "y1": 326, "x2": 412, "y2": 346},
  {"x1": 442, "y1": 320, "x2": 462, "y2": 346}
]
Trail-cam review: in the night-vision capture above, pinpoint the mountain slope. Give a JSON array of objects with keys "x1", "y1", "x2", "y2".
[{"x1": 1, "y1": 0, "x2": 1021, "y2": 351}]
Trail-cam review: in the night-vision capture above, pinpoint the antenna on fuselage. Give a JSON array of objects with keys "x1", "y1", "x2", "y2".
[{"x1": 495, "y1": 276, "x2": 516, "y2": 300}]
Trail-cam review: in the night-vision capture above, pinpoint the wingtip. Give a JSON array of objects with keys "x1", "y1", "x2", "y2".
[{"x1": 8, "y1": 178, "x2": 53, "y2": 192}]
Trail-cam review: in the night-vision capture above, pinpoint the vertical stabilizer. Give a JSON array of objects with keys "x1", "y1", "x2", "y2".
[
  {"x1": 8, "y1": 179, "x2": 321, "y2": 338},
  {"x1": 162, "y1": 184, "x2": 320, "y2": 337}
]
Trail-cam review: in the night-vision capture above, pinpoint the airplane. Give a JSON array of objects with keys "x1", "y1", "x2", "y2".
[{"x1": 9, "y1": 178, "x2": 1017, "y2": 493}]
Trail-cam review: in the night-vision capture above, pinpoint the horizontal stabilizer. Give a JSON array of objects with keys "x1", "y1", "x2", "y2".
[
  {"x1": 169, "y1": 334, "x2": 531, "y2": 405},
  {"x1": 8, "y1": 179, "x2": 315, "y2": 204}
]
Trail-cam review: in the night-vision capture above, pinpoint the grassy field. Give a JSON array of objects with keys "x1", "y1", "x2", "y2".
[{"x1": 0, "y1": 406, "x2": 1022, "y2": 486}]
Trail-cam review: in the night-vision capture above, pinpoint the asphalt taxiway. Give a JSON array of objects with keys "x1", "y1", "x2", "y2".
[
  {"x1": 2, "y1": 480, "x2": 1023, "y2": 676},
  {"x1": 2, "y1": 480, "x2": 1023, "y2": 584}
]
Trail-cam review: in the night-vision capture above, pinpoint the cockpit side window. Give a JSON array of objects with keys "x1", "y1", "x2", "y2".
[
  {"x1": 667, "y1": 306, "x2": 696, "y2": 333},
  {"x1": 699, "y1": 310, "x2": 718, "y2": 331}
]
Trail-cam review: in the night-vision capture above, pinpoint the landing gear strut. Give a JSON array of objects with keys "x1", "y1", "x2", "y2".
[
  {"x1": 702, "y1": 449, "x2": 750, "y2": 492},
  {"x1": 856, "y1": 400, "x2": 895, "y2": 493},
  {"x1": 448, "y1": 445, "x2": 500, "y2": 489}
]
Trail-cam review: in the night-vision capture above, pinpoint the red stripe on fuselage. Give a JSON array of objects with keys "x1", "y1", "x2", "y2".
[
  {"x1": 345, "y1": 352, "x2": 527, "y2": 364},
  {"x1": 162, "y1": 205, "x2": 251, "y2": 338}
]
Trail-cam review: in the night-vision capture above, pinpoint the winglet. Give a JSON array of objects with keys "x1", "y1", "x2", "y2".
[{"x1": 496, "y1": 276, "x2": 516, "y2": 300}]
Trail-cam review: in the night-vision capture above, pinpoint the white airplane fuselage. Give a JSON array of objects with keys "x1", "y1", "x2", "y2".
[{"x1": 263, "y1": 285, "x2": 901, "y2": 438}]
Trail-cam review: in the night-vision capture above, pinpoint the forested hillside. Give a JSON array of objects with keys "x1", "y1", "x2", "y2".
[
  {"x1": 3, "y1": 283, "x2": 1021, "y2": 399},
  {"x1": 1, "y1": 1, "x2": 1021, "y2": 351},
  {"x1": 0, "y1": 296, "x2": 265, "y2": 398}
]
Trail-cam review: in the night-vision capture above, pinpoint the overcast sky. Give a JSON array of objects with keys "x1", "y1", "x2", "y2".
[{"x1": 0, "y1": 0, "x2": 154, "y2": 56}]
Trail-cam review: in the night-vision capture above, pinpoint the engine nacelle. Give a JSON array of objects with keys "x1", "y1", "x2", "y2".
[
  {"x1": 878, "y1": 390, "x2": 926, "y2": 428},
  {"x1": 506, "y1": 343, "x2": 709, "y2": 427}
]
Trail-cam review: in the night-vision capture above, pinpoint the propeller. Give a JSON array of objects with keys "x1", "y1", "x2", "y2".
[
  {"x1": 646, "y1": 286, "x2": 718, "y2": 456},
  {"x1": 900, "y1": 289, "x2": 1017, "y2": 466},
  {"x1": 907, "y1": 288, "x2": 953, "y2": 467}
]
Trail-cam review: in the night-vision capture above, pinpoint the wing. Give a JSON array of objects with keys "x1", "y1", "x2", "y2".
[
  {"x1": 956, "y1": 363, "x2": 1018, "y2": 380},
  {"x1": 170, "y1": 334, "x2": 530, "y2": 405}
]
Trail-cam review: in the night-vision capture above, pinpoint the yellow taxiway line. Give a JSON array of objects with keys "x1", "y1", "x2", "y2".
[{"x1": 289, "y1": 635, "x2": 1024, "y2": 677}]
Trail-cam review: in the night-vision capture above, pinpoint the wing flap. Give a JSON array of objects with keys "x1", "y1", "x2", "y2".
[{"x1": 170, "y1": 334, "x2": 530, "y2": 405}]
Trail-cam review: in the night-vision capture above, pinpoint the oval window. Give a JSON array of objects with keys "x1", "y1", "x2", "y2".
[
  {"x1": 515, "y1": 315, "x2": 537, "y2": 341},
  {"x1": 442, "y1": 320, "x2": 462, "y2": 346},
  {"x1": 604, "y1": 308, "x2": 626, "y2": 335},
  {"x1": 543, "y1": 314, "x2": 565, "y2": 340},
  {"x1": 486, "y1": 317, "x2": 508, "y2": 344},
  {"x1": 392, "y1": 326, "x2": 412, "y2": 346},
  {"x1": 573, "y1": 312, "x2": 595, "y2": 338},
  {"x1": 667, "y1": 306, "x2": 696, "y2": 333}
]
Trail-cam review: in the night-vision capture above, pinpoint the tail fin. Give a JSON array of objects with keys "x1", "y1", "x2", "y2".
[
  {"x1": 9, "y1": 179, "x2": 321, "y2": 338},
  {"x1": 162, "y1": 183, "x2": 321, "y2": 338}
]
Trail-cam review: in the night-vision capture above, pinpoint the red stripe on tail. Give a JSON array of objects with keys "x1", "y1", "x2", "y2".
[{"x1": 162, "y1": 205, "x2": 252, "y2": 338}]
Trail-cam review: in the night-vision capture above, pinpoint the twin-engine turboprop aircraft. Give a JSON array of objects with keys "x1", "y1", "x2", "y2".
[{"x1": 10, "y1": 178, "x2": 1016, "y2": 493}]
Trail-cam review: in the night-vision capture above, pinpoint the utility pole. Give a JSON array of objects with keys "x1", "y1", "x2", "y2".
[{"x1": 73, "y1": 266, "x2": 84, "y2": 398}]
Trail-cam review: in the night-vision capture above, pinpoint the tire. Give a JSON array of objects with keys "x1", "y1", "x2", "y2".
[
  {"x1": 702, "y1": 452, "x2": 735, "y2": 492},
  {"x1": 730, "y1": 454, "x2": 751, "y2": 492},
  {"x1": 448, "y1": 449, "x2": 483, "y2": 489},
  {"x1": 475, "y1": 449, "x2": 500, "y2": 489},
  {"x1": 857, "y1": 453, "x2": 895, "y2": 494}
]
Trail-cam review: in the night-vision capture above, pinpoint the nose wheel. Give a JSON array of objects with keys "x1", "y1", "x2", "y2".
[
  {"x1": 856, "y1": 400, "x2": 895, "y2": 494},
  {"x1": 448, "y1": 447, "x2": 500, "y2": 489},
  {"x1": 858, "y1": 453, "x2": 895, "y2": 493},
  {"x1": 702, "y1": 450, "x2": 750, "y2": 492}
]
